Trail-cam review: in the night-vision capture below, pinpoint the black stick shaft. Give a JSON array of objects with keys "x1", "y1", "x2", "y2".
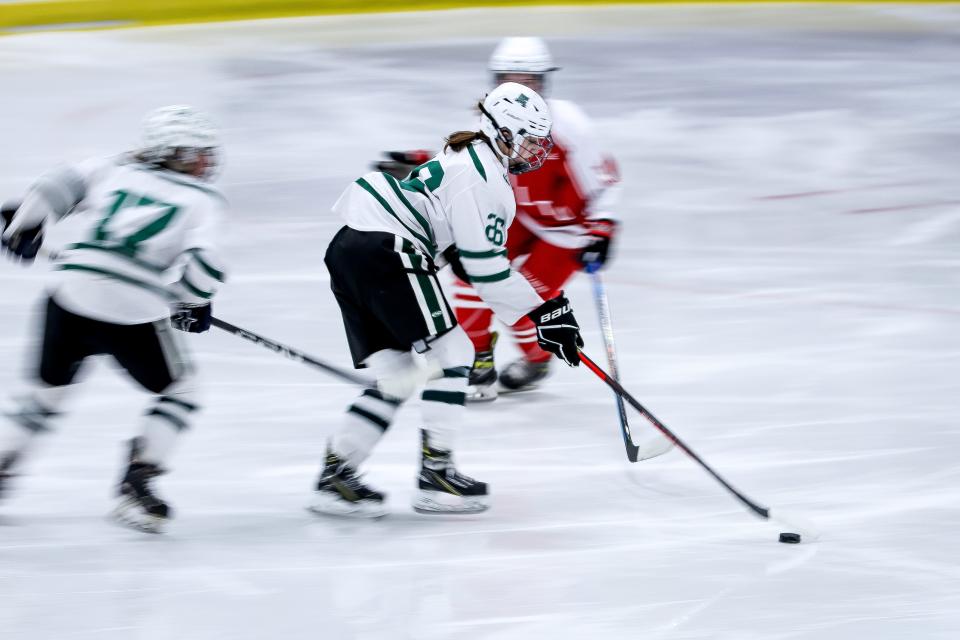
[
  {"x1": 211, "y1": 317, "x2": 373, "y2": 387},
  {"x1": 578, "y1": 350, "x2": 770, "y2": 519}
]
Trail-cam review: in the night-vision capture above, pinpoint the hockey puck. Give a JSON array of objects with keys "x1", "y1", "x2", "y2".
[{"x1": 778, "y1": 532, "x2": 802, "y2": 544}]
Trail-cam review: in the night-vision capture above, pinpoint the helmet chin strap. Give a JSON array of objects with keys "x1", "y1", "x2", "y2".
[{"x1": 478, "y1": 102, "x2": 514, "y2": 167}]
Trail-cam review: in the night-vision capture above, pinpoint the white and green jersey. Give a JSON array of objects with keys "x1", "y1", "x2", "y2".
[
  {"x1": 332, "y1": 140, "x2": 543, "y2": 324},
  {"x1": 10, "y1": 155, "x2": 227, "y2": 325}
]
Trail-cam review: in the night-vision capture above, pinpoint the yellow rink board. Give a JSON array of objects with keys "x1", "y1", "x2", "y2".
[{"x1": 2, "y1": 0, "x2": 955, "y2": 34}]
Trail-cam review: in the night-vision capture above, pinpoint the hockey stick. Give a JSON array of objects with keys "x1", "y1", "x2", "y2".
[
  {"x1": 579, "y1": 350, "x2": 773, "y2": 519},
  {"x1": 211, "y1": 317, "x2": 374, "y2": 387},
  {"x1": 586, "y1": 263, "x2": 673, "y2": 462}
]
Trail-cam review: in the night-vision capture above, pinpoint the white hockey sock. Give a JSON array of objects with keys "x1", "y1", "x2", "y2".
[
  {"x1": 419, "y1": 328, "x2": 473, "y2": 453},
  {"x1": 331, "y1": 388, "x2": 402, "y2": 468},
  {"x1": 421, "y1": 372, "x2": 467, "y2": 452},
  {"x1": 1, "y1": 384, "x2": 70, "y2": 470},
  {"x1": 138, "y1": 381, "x2": 199, "y2": 467}
]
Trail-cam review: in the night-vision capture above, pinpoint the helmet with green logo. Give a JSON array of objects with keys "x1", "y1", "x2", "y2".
[{"x1": 479, "y1": 82, "x2": 553, "y2": 175}]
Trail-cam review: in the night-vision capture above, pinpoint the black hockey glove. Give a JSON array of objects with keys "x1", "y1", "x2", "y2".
[
  {"x1": 579, "y1": 218, "x2": 617, "y2": 271},
  {"x1": 171, "y1": 303, "x2": 212, "y2": 333},
  {"x1": 527, "y1": 293, "x2": 584, "y2": 367},
  {"x1": 1, "y1": 202, "x2": 43, "y2": 265},
  {"x1": 372, "y1": 150, "x2": 434, "y2": 180}
]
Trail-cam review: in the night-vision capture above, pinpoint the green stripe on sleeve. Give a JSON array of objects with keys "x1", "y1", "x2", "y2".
[
  {"x1": 459, "y1": 248, "x2": 507, "y2": 259},
  {"x1": 180, "y1": 277, "x2": 214, "y2": 300},
  {"x1": 468, "y1": 269, "x2": 511, "y2": 284},
  {"x1": 187, "y1": 248, "x2": 226, "y2": 282}
]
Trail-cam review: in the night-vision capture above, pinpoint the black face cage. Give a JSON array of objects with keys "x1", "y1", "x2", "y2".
[
  {"x1": 478, "y1": 103, "x2": 552, "y2": 175},
  {"x1": 509, "y1": 128, "x2": 553, "y2": 175}
]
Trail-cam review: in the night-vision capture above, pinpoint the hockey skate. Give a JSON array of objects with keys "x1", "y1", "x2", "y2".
[
  {"x1": 499, "y1": 357, "x2": 551, "y2": 393},
  {"x1": 466, "y1": 332, "x2": 499, "y2": 403},
  {"x1": 413, "y1": 431, "x2": 489, "y2": 514},
  {"x1": 112, "y1": 439, "x2": 171, "y2": 534},
  {"x1": 309, "y1": 449, "x2": 386, "y2": 518}
]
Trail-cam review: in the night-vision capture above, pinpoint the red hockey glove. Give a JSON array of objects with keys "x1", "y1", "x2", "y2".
[
  {"x1": 580, "y1": 218, "x2": 617, "y2": 271},
  {"x1": 372, "y1": 150, "x2": 434, "y2": 180}
]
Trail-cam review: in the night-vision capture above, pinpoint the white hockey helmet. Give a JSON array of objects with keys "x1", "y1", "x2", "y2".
[
  {"x1": 488, "y1": 37, "x2": 558, "y2": 94},
  {"x1": 479, "y1": 82, "x2": 553, "y2": 175},
  {"x1": 138, "y1": 105, "x2": 220, "y2": 180}
]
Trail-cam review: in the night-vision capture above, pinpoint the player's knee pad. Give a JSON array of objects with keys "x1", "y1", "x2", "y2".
[
  {"x1": 365, "y1": 349, "x2": 419, "y2": 401},
  {"x1": 424, "y1": 327, "x2": 473, "y2": 372}
]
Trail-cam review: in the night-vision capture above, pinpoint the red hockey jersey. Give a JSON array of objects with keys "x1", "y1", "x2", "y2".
[{"x1": 510, "y1": 99, "x2": 620, "y2": 249}]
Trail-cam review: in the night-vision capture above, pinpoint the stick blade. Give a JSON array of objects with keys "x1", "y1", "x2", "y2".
[{"x1": 634, "y1": 437, "x2": 674, "y2": 461}]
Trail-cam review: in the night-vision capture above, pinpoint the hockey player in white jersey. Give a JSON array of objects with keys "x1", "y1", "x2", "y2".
[
  {"x1": 314, "y1": 83, "x2": 584, "y2": 517},
  {"x1": 377, "y1": 38, "x2": 621, "y2": 401},
  {"x1": 0, "y1": 105, "x2": 227, "y2": 533}
]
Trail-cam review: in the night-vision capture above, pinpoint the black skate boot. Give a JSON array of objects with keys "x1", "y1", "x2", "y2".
[
  {"x1": 499, "y1": 357, "x2": 551, "y2": 392},
  {"x1": 413, "y1": 431, "x2": 489, "y2": 514},
  {"x1": 310, "y1": 448, "x2": 386, "y2": 518},
  {"x1": 466, "y1": 332, "x2": 499, "y2": 402},
  {"x1": 112, "y1": 438, "x2": 171, "y2": 533}
]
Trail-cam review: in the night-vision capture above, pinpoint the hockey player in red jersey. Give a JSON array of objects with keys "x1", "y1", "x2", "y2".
[
  {"x1": 455, "y1": 37, "x2": 620, "y2": 400},
  {"x1": 375, "y1": 38, "x2": 619, "y2": 401}
]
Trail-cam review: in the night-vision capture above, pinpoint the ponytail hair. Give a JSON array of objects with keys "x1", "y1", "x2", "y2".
[{"x1": 444, "y1": 130, "x2": 490, "y2": 153}]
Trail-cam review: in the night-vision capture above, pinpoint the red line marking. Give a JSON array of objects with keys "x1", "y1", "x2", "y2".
[
  {"x1": 758, "y1": 180, "x2": 930, "y2": 201},
  {"x1": 848, "y1": 200, "x2": 960, "y2": 214},
  {"x1": 759, "y1": 189, "x2": 849, "y2": 201}
]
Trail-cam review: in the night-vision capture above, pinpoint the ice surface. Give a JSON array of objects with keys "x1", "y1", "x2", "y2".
[{"x1": 1, "y1": 5, "x2": 959, "y2": 639}]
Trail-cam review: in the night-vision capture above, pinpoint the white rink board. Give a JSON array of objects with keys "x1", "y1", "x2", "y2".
[{"x1": 1, "y1": 6, "x2": 959, "y2": 639}]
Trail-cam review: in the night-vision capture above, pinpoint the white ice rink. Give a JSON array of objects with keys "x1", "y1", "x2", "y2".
[{"x1": 1, "y1": 4, "x2": 959, "y2": 638}]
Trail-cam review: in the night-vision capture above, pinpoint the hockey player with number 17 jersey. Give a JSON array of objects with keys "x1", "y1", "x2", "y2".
[{"x1": 0, "y1": 106, "x2": 228, "y2": 533}]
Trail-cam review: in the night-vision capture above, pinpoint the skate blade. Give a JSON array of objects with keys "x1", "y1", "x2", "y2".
[
  {"x1": 465, "y1": 386, "x2": 498, "y2": 403},
  {"x1": 111, "y1": 503, "x2": 167, "y2": 534},
  {"x1": 412, "y1": 492, "x2": 489, "y2": 515},
  {"x1": 307, "y1": 494, "x2": 387, "y2": 519}
]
